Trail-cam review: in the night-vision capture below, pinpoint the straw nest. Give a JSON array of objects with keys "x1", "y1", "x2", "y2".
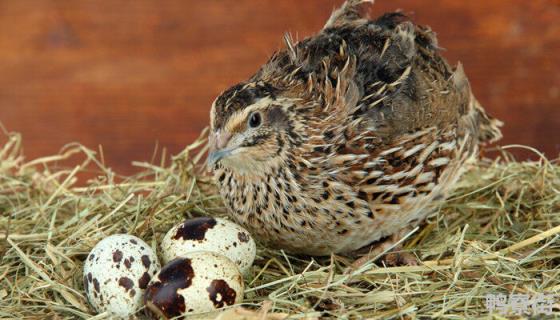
[{"x1": 1, "y1": 128, "x2": 559, "y2": 320}]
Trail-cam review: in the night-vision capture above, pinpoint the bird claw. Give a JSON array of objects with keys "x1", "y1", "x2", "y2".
[
  {"x1": 382, "y1": 251, "x2": 418, "y2": 267},
  {"x1": 343, "y1": 227, "x2": 419, "y2": 273},
  {"x1": 344, "y1": 250, "x2": 418, "y2": 274}
]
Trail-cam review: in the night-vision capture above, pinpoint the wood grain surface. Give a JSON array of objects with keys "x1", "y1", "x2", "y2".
[{"x1": 0, "y1": 0, "x2": 559, "y2": 174}]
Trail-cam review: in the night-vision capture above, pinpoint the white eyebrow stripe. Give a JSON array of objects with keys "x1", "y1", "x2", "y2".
[{"x1": 210, "y1": 98, "x2": 218, "y2": 130}]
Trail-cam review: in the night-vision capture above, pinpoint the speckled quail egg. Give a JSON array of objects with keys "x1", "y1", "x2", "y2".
[
  {"x1": 83, "y1": 234, "x2": 160, "y2": 318},
  {"x1": 144, "y1": 252, "x2": 244, "y2": 319},
  {"x1": 161, "y1": 217, "x2": 256, "y2": 274}
]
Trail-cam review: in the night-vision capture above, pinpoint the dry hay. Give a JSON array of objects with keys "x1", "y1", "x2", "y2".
[{"x1": 1, "y1": 128, "x2": 559, "y2": 319}]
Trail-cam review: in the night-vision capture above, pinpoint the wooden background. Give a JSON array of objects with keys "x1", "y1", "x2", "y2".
[{"x1": 0, "y1": 0, "x2": 559, "y2": 175}]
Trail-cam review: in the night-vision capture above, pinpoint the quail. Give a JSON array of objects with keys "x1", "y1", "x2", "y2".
[{"x1": 207, "y1": 0, "x2": 502, "y2": 259}]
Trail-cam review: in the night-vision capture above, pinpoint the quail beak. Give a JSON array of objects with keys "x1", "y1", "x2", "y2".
[
  {"x1": 207, "y1": 130, "x2": 233, "y2": 167},
  {"x1": 207, "y1": 149, "x2": 233, "y2": 167}
]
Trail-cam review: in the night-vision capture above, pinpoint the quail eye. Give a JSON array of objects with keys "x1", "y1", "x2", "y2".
[{"x1": 248, "y1": 112, "x2": 262, "y2": 128}]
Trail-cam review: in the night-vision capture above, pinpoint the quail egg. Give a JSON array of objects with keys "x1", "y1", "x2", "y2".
[
  {"x1": 161, "y1": 217, "x2": 256, "y2": 274},
  {"x1": 83, "y1": 234, "x2": 160, "y2": 318},
  {"x1": 144, "y1": 252, "x2": 244, "y2": 319}
]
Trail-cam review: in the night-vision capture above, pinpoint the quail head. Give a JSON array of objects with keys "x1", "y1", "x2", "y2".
[{"x1": 207, "y1": 0, "x2": 502, "y2": 256}]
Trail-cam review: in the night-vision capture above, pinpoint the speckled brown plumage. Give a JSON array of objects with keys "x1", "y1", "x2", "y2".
[{"x1": 207, "y1": 0, "x2": 502, "y2": 256}]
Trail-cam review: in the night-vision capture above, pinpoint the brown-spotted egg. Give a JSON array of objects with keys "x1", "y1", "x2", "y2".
[
  {"x1": 144, "y1": 252, "x2": 243, "y2": 319},
  {"x1": 161, "y1": 217, "x2": 256, "y2": 274},
  {"x1": 83, "y1": 234, "x2": 160, "y2": 318}
]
